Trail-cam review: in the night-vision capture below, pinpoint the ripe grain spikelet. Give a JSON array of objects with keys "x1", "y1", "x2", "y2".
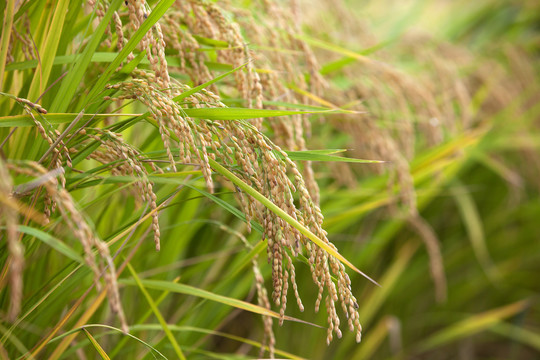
[
  {"x1": 222, "y1": 225, "x2": 276, "y2": 358},
  {"x1": 0, "y1": 159, "x2": 23, "y2": 321},
  {"x1": 85, "y1": 129, "x2": 162, "y2": 251},
  {"x1": 4, "y1": 95, "x2": 72, "y2": 221},
  {"x1": 109, "y1": 74, "x2": 363, "y2": 343},
  {"x1": 7, "y1": 14, "x2": 36, "y2": 63},
  {"x1": 6, "y1": 161, "x2": 128, "y2": 331}
]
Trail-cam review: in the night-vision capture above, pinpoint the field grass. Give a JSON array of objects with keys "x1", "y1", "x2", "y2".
[{"x1": 1, "y1": 0, "x2": 539, "y2": 359}]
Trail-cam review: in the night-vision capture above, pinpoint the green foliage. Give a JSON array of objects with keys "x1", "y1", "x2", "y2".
[{"x1": 1, "y1": 0, "x2": 539, "y2": 359}]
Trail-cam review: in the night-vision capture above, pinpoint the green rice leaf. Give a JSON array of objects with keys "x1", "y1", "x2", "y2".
[
  {"x1": 4, "y1": 52, "x2": 228, "y2": 73},
  {"x1": 120, "y1": 278, "x2": 322, "y2": 328},
  {"x1": 17, "y1": 225, "x2": 84, "y2": 264},
  {"x1": 0, "y1": 107, "x2": 345, "y2": 127},
  {"x1": 127, "y1": 264, "x2": 186, "y2": 360},
  {"x1": 0, "y1": 0, "x2": 14, "y2": 87},
  {"x1": 82, "y1": 328, "x2": 110, "y2": 360},
  {"x1": 417, "y1": 300, "x2": 530, "y2": 352},
  {"x1": 26, "y1": 0, "x2": 70, "y2": 102},
  {"x1": 0, "y1": 113, "x2": 138, "y2": 127},
  {"x1": 180, "y1": 107, "x2": 343, "y2": 120},
  {"x1": 284, "y1": 150, "x2": 384, "y2": 163},
  {"x1": 490, "y1": 322, "x2": 540, "y2": 351},
  {"x1": 130, "y1": 324, "x2": 305, "y2": 360},
  {"x1": 47, "y1": 324, "x2": 167, "y2": 359},
  {"x1": 49, "y1": 0, "x2": 124, "y2": 112}
]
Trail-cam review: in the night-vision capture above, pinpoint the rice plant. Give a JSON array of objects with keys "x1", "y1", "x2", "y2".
[{"x1": 1, "y1": 0, "x2": 539, "y2": 359}]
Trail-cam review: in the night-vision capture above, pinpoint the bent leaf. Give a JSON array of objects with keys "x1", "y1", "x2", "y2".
[
  {"x1": 208, "y1": 158, "x2": 379, "y2": 286},
  {"x1": 120, "y1": 278, "x2": 323, "y2": 328}
]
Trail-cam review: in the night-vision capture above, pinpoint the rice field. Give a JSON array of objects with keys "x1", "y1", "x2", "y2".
[{"x1": 1, "y1": 0, "x2": 539, "y2": 359}]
